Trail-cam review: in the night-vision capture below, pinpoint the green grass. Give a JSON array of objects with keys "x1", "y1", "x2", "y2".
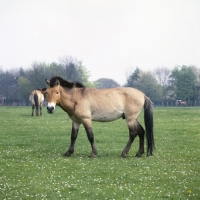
[{"x1": 0, "y1": 106, "x2": 200, "y2": 199}]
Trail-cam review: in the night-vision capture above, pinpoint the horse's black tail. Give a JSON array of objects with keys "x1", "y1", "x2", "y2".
[
  {"x1": 34, "y1": 93, "x2": 39, "y2": 116},
  {"x1": 144, "y1": 96, "x2": 155, "y2": 156}
]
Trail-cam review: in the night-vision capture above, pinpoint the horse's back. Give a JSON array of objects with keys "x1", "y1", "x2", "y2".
[
  {"x1": 88, "y1": 87, "x2": 144, "y2": 105},
  {"x1": 95, "y1": 87, "x2": 144, "y2": 101}
]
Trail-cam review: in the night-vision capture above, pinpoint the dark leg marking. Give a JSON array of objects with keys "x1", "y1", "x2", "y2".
[
  {"x1": 121, "y1": 126, "x2": 137, "y2": 158},
  {"x1": 135, "y1": 123, "x2": 145, "y2": 157},
  {"x1": 64, "y1": 122, "x2": 80, "y2": 157},
  {"x1": 40, "y1": 105, "x2": 42, "y2": 116},
  {"x1": 31, "y1": 105, "x2": 34, "y2": 116},
  {"x1": 121, "y1": 120, "x2": 145, "y2": 158},
  {"x1": 84, "y1": 127, "x2": 97, "y2": 158},
  {"x1": 36, "y1": 107, "x2": 39, "y2": 116}
]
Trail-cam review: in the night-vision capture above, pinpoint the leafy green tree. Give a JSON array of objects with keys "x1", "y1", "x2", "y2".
[
  {"x1": 125, "y1": 69, "x2": 162, "y2": 103},
  {"x1": 170, "y1": 66, "x2": 196, "y2": 101},
  {"x1": 93, "y1": 78, "x2": 120, "y2": 89},
  {"x1": 17, "y1": 76, "x2": 32, "y2": 104},
  {"x1": 0, "y1": 70, "x2": 18, "y2": 103},
  {"x1": 77, "y1": 62, "x2": 93, "y2": 87},
  {"x1": 191, "y1": 66, "x2": 200, "y2": 104},
  {"x1": 18, "y1": 67, "x2": 25, "y2": 76},
  {"x1": 136, "y1": 72, "x2": 163, "y2": 102},
  {"x1": 125, "y1": 67, "x2": 142, "y2": 87},
  {"x1": 125, "y1": 68, "x2": 163, "y2": 103},
  {"x1": 45, "y1": 62, "x2": 64, "y2": 79}
]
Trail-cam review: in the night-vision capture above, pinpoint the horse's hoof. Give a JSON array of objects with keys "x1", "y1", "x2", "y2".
[
  {"x1": 120, "y1": 153, "x2": 127, "y2": 158},
  {"x1": 135, "y1": 154, "x2": 142, "y2": 157},
  {"x1": 64, "y1": 152, "x2": 71, "y2": 157},
  {"x1": 92, "y1": 148, "x2": 98, "y2": 156},
  {"x1": 89, "y1": 153, "x2": 96, "y2": 158},
  {"x1": 135, "y1": 151, "x2": 144, "y2": 157}
]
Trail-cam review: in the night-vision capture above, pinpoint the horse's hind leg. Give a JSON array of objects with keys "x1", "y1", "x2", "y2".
[
  {"x1": 36, "y1": 107, "x2": 39, "y2": 116},
  {"x1": 40, "y1": 104, "x2": 42, "y2": 116},
  {"x1": 64, "y1": 121, "x2": 80, "y2": 157},
  {"x1": 121, "y1": 120, "x2": 138, "y2": 158},
  {"x1": 31, "y1": 105, "x2": 34, "y2": 116},
  {"x1": 135, "y1": 122, "x2": 145, "y2": 157}
]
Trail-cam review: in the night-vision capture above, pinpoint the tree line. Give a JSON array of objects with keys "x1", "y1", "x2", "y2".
[
  {"x1": 0, "y1": 56, "x2": 200, "y2": 106},
  {"x1": 0, "y1": 57, "x2": 91, "y2": 105},
  {"x1": 125, "y1": 66, "x2": 200, "y2": 106}
]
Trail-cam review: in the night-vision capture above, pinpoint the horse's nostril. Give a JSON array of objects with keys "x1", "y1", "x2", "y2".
[{"x1": 47, "y1": 106, "x2": 54, "y2": 113}]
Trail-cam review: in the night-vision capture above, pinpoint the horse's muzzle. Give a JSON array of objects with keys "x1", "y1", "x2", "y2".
[{"x1": 47, "y1": 106, "x2": 54, "y2": 114}]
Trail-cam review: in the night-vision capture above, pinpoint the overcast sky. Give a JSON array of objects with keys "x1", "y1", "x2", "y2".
[{"x1": 0, "y1": 0, "x2": 200, "y2": 85}]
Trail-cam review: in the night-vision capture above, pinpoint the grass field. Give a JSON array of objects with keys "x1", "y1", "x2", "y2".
[{"x1": 0, "y1": 106, "x2": 200, "y2": 199}]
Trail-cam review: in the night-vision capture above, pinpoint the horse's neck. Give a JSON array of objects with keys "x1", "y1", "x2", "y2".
[
  {"x1": 59, "y1": 87, "x2": 78, "y2": 112},
  {"x1": 61, "y1": 87, "x2": 78, "y2": 99}
]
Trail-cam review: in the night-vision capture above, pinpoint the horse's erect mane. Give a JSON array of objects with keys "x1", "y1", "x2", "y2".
[{"x1": 49, "y1": 76, "x2": 85, "y2": 88}]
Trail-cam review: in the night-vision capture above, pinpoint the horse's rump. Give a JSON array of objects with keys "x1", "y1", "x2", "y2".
[
  {"x1": 29, "y1": 90, "x2": 44, "y2": 116},
  {"x1": 34, "y1": 93, "x2": 39, "y2": 110}
]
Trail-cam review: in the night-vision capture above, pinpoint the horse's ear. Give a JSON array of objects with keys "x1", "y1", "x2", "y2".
[
  {"x1": 55, "y1": 79, "x2": 60, "y2": 86},
  {"x1": 45, "y1": 79, "x2": 50, "y2": 86}
]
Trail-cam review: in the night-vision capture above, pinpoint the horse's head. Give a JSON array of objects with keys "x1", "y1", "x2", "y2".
[{"x1": 43, "y1": 79, "x2": 61, "y2": 114}]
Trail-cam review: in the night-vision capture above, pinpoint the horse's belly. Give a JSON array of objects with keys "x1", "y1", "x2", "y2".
[{"x1": 91, "y1": 111, "x2": 123, "y2": 122}]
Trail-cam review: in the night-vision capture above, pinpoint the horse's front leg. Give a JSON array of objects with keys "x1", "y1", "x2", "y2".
[
  {"x1": 64, "y1": 121, "x2": 80, "y2": 157},
  {"x1": 83, "y1": 120, "x2": 97, "y2": 158}
]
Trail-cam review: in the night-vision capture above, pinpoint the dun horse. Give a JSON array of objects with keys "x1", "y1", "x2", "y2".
[
  {"x1": 29, "y1": 90, "x2": 44, "y2": 116},
  {"x1": 43, "y1": 76, "x2": 154, "y2": 158}
]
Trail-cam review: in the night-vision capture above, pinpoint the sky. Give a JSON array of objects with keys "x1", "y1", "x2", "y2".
[{"x1": 0, "y1": 0, "x2": 200, "y2": 85}]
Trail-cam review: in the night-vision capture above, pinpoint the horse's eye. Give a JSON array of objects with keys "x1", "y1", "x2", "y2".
[{"x1": 56, "y1": 92, "x2": 59, "y2": 95}]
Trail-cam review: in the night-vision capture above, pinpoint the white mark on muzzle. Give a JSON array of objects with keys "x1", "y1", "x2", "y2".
[{"x1": 47, "y1": 102, "x2": 56, "y2": 113}]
